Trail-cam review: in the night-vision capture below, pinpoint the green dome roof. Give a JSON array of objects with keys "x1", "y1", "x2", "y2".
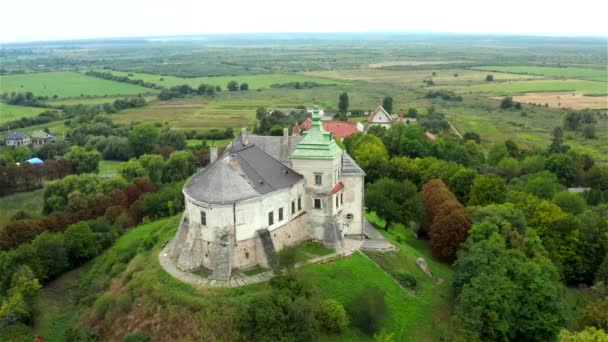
[{"x1": 290, "y1": 107, "x2": 343, "y2": 159}]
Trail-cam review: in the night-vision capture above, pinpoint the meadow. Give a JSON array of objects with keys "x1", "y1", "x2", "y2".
[
  {"x1": 0, "y1": 102, "x2": 49, "y2": 124},
  {"x1": 91, "y1": 69, "x2": 345, "y2": 89},
  {"x1": 473, "y1": 65, "x2": 608, "y2": 82},
  {"x1": 0, "y1": 189, "x2": 44, "y2": 227},
  {"x1": 444, "y1": 79, "x2": 607, "y2": 95},
  {"x1": 48, "y1": 95, "x2": 157, "y2": 106},
  {"x1": 0, "y1": 71, "x2": 156, "y2": 98}
]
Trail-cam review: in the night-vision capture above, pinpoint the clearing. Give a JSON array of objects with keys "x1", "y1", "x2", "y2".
[
  {"x1": 0, "y1": 71, "x2": 156, "y2": 98},
  {"x1": 509, "y1": 92, "x2": 608, "y2": 110},
  {"x1": 473, "y1": 66, "x2": 608, "y2": 82},
  {"x1": 0, "y1": 189, "x2": 44, "y2": 227},
  {"x1": 445, "y1": 79, "x2": 607, "y2": 95},
  {"x1": 0, "y1": 102, "x2": 49, "y2": 124}
]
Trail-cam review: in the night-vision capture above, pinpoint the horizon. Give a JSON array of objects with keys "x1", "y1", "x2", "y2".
[{"x1": 1, "y1": 0, "x2": 607, "y2": 43}]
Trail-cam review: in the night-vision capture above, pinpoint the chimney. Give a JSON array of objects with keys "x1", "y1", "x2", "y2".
[
  {"x1": 399, "y1": 109, "x2": 404, "y2": 122},
  {"x1": 241, "y1": 127, "x2": 248, "y2": 145},
  {"x1": 210, "y1": 146, "x2": 218, "y2": 164},
  {"x1": 283, "y1": 127, "x2": 289, "y2": 137}
]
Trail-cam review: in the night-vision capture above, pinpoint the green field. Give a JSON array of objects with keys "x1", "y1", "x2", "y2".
[
  {"x1": 98, "y1": 160, "x2": 125, "y2": 175},
  {"x1": 94, "y1": 69, "x2": 344, "y2": 89},
  {"x1": 48, "y1": 95, "x2": 157, "y2": 106},
  {"x1": 0, "y1": 102, "x2": 48, "y2": 124},
  {"x1": 0, "y1": 189, "x2": 44, "y2": 227},
  {"x1": 474, "y1": 66, "x2": 608, "y2": 82},
  {"x1": 446, "y1": 79, "x2": 607, "y2": 95},
  {"x1": 0, "y1": 71, "x2": 156, "y2": 98}
]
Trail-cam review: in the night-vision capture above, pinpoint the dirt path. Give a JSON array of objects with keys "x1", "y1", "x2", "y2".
[{"x1": 447, "y1": 119, "x2": 463, "y2": 139}]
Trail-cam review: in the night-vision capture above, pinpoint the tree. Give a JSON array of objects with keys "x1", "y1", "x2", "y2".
[
  {"x1": 239, "y1": 83, "x2": 249, "y2": 91},
  {"x1": 406, "y1": 107, "x2": 418, "y2": 118},
  {"x1": 500, "y1": 96, "x2": 514, "y2": 109},
  {"x1": 468, "y1": 174, "x2": 506, "y2": 206},
  {"x1": 120, "y1": 159, "x2": 149, "y2": 182},
  {"x1": 64, "y1": 222, "x2": 101, "y2": 264},
  {"x1": 485, "y1": 74, "x2": 494, "y2": 81},
  {"x1": 317, "y1": 299, "x2": 348, "y2": 333},
  {"x1": 365, "y1": 178, "x2": 421, "y2": 230},
  {"x1": 496, "y1": 157, "x2": 521, "y2": 180},
  {"x1": 429, "y1": 209, "x2": 471, "y2": 260},
  {"x1": 583, "y1": 125, "x2": 596, "y2": 139},
  {"x1": 552, "y1": 191, "x2": 586, "y2": 215},
  {"x1": 103, "y1": 136, "x2": 133, "y2": 161},
  {"x1": 449, "y1": 169, "x2": 478, "y2": 204},
  {"x1": 338, "y1": 92, "x2": 349, "y2": 114},
  {"x1": 463, "y1": 132, "x2": 481, "y2": 144},
  {"x1": 31, "y1": 232, "x2": 68, "y2": 280},
  {"x1": 64, "y1": 146, "x2": 101, "y2": 174},
  {"x1": 138, "y1": 154, "x2": 166, "y2": 185},
  {"x1": 347, "y1": 134, "x2": 389, "y2": 171},
  {"x1": 559, "y1": 327, "x2": 608, "y2": 341},
  {"x1": 347, "y1": 286, "x2": 389, "y2": 335},
  {"x1": 382, "y1": 96, "x2": 393, "y2": 113},
  {"x1": 162, "y1": 151, "x2": 195, "y2": 183},
  {"x1": 227, "y1": 80, "x2": 239, "y2": 91},
  {"x1": 546, "y1": 152, "x2": 579, "y2": 186},
  {"x1": 129, "y1": 124, "x2": 160, "y2": 157},
  {"x1": 548, "y1": 127, "x2": 566, "y2": 154},
  {"x1": 255, "y1": 107, "x2": 267, "y2": 120},
  {"x1": 159, "y1": 130, "x2": 186, "y2": 150}
]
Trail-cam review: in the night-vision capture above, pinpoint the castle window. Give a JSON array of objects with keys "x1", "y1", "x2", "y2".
[
  {"x1": 245, "y1": 252, "x2": 250, "y2": 259},
  {"x1": 268, "y1": 211, "x2": 274, "y2": 226},
  {"x1": 291, "y1": 200, "x2": 295, "y2": 214},
  {"x1": 298, "y1": 196, "x2": 302, "y2": 211},
  {"x1": 336, "y1": 196, "x2": 339, "y2": 208},
  {"x1": 315, "y1": 174, "x2": 322, "y2": 185},
  {"x1": 279, "y1": 207, "x2": 284, "y2": 221},
  {"x1": 200, "y1": 211, "x2": 206, "y2": 226},
  {"x1": 340, "y1": 193, "x2": 343, "y2": 204},
  {"x1": 314, "y1": 198, "x2": 321, "y2": 209}
]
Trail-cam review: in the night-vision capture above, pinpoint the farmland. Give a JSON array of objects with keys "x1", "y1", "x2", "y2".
[
  {"x1": 0, "y1": 71, "x2": 156, "y2": 98},
  {"x1": 0, "y1": 102, "x2": 48, "y2": 124},
  {"x1": 443, "y1": 79, "x2": 607, "y2": 95},
  {"x1": 510, "y1": 92, "x2": 608, "y2": 110},
  {"x1": 473, "y1": 65, "x2": 608, "y2": 82}
]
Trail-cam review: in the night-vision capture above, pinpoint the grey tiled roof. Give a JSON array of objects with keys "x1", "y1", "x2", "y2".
[
  {"x1": 341, "y1": 152, "x2": 365, "y2": 176},
  {"x1": 244, "y1": 135, "x2": 302, "y2": 164},
  {"x1": 183, "y1": 138, "x2": 303, "y2": 204},
  {"x1": 6, "y1": 131, "x2": 29, "y2": 140}
]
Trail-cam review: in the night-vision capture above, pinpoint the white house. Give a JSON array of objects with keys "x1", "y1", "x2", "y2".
[{"x1": 5, "y1": 132, "x2": 31, "y2": 146}]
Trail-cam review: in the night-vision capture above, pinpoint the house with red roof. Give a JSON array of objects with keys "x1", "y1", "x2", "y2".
[{"x1": 293, "y1": 117, "x2": 364, "y2": 139}]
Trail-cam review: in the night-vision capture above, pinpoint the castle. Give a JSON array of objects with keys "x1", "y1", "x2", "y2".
[{"x1": 169, "y1": 108, "x2": 365, "y2": 279}]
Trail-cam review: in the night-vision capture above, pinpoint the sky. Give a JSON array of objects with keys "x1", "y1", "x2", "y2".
[{"x1": 1, "y1": 0, "x2": 607, "y2": 43}]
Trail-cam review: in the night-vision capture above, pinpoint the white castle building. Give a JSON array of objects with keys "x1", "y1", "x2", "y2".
[{"x1": 169, "y1": 109, "x2": 365, "y2": 279}]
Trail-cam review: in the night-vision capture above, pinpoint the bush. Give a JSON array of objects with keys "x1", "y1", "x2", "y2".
[
  {"x1": 317, "y1": 299, "x2": 349, "y2": 333},
  {"x1": 123, "y1": 332, "x2": 151, "y2": 342},
  {"x1": 347, "y1": 286, "x2": 389, "y2": 335},
  {"x1": 395, "y1": 273, "x2": 417, "y2": 290}
]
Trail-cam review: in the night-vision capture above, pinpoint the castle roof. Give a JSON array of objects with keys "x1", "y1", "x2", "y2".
[
  {"x1": 290, "y1": 108, "x2": 343, "y2": 160},
  {"x1": 6, "y1": 131, "x2": 29, "y2": 140},
  {"x1": 183, "y1": 137, "x2": 303, "y2": 205},
  {"x1": 294, "y1": 117, "x2": 362, "y2": 138}
]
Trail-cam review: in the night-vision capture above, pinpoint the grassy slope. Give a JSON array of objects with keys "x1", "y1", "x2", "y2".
[
  {"x1": 0, "y1": 189, "x2": 44, "y2": 227},
  {"x1": 92, "y1": 69, "x2": 344, "y2": 89},
  {"x1": 0, "y1": 103, "x2": 48, "y2": 124},
  {"x1": 473, "y1": 66, "x2": 608, "y2": 82},
  {"x1": 1, "y1": 71, "x2": 156, "y2": 98}
]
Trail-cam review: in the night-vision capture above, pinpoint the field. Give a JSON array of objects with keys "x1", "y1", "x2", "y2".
[
  {"x1": 0, "y1": 71, "x2": 156, "y2": 98},
  {"x1": 0, "y1": 189, "x2": 44, "y2": 227},
  {"x1": 48, "y1": 95, "x2": 157, "y2": 106},
  {"x1": 98, "y1": 160, "x2": 125, "y2": 175},
  {"x1": 510, "y1": 92, "x2": 608, "y2": 110},
  {"x1": 473, "y1": 65, "x2": 608, "y2": 82},
  {"x1": 92, "y1": 69, "x2": 344, "y2": 89},
  {"x1": 0, "y1": 102, "x2": 49, "y2": 124},
  {"x1": 444, "y1": 79, "x2": 607, "y2": 95}
]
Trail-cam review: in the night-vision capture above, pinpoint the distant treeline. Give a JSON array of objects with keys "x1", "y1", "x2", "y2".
[
  {"x1": 270, "y1": 81, "x2": 334, "y2": 89},
  {"x1": 85, "y1": 70, "x2": 162, "y2": 89},
  {"x1": 1, "y1": 91, "x2": 49, "y2": 107},
  {"x1": 0, "y1": 110, "x2": 61, "y2": 132},
  {"x1": 424, "y1": 90, "x2": 463, "y2": 101},
  {"x1": 0, "y1": 159, "x2": 73, "y2": 196},
  {"x1": 157, "y1": 83, "x2": 220, "y2": 100}
]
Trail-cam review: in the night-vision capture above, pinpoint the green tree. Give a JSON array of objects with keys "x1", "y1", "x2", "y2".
[
  {"x1": 64, "y1": 222, "x2": 101, "y2": 264},
  {"x1": 338, "y1": 92, "x2": 349, "y2": 114},
  {"x1": 227, "y1": 80, "x2": 239, "y2": 91},
  {"x1": 240, "y1": 83, "x2": 249, "y2": 91},
  {"x1": 468, "y1": 174, "x2": 506, "y2": 206},
  {"x1": 382, "y1": 96, "x2": 393, "y2": 113},
  {"x1": 548, "y1": 127, "x2": 566, "y2": 154},
  {"x1": 365, "y1": 178, "x2": 421, "y2": 230},
  {"x1": 103, "y1": 136, "x2": 133, "y2": 161},
  {"x1": 317, "y1": 299, "x2": 349, "y2": 333},
  {"x1": 64, "y1": 146, "x2": 101, "y2": 174},
  {"x1": 159, "y1": 130, "x2": 186, "y2": 150},
  {"x1": 347, "y1": 286, "x2": 389, "y2": 336},
  {"x1": 129, "y1": 124, "x2": 160, "y2": 157},
  {"x1": 463, "y1": 132, "x2": 481, "y2": 144},
  {"x1": 449, "y1": 169, "x2": 478, "y2": 204},
  {"x1": 496, "y1": 157, "x2": 521, "y2": 180},
  {"x1": 347, "y1": 134, "x2": 389, "y2": 171},
  {"x1": 138, "y1": 154, "x2": 166, "y2": 185},
  {"x1": 31, "y1": 232, "x2": 68, "y2": 281},
  {"x1": 120, "y1": 159, "x2": 149, "y2": 182},
  {"x1": 552, "y1": 191, "x2": 586, "y2": 215},
  {"x1": 163, "y1": 151, "x2": 195, "y2": 183},
  {"x1": 486, "y1": 74, "x2": 494, "y2": 81}
]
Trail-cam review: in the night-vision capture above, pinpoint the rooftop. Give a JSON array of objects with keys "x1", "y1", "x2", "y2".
[
  {"x1": 6, "y1": 131, "x2": 29, "y2": 140},
  {"x1": 290, "y1": 108, "x2": 343, "y2": 160}
]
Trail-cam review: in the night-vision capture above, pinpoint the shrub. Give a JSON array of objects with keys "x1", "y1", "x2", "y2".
[
  {"x1": 123, "y1": 332, "x2": 151, "y2": 342},
  {"x1": 395, "y1": 273, "x2": 417, "y2": 290},
  {"x1": 317, "y1": 299, "x2": 349, "y2": 333},
  {"x1": 347, "y1": 286, "x2": 389, "y2": 335}
]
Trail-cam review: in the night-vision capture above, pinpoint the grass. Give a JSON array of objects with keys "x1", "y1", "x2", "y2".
[
  {"x1": 186, "y1": 138, "x2": 232, "y2": 147},
  {"x1": 242, "y1": 265, "x2": 269, "y2": 276},
  {"x1": 0, "y1": 189, "x2": 44, "y2": 227},
  {"x1": 98, "y1": 160, "x2": 124, "y2": 175},
  {"x1": 291, "y1": 240, "x2": 335, "y2": 263},
  {"x1": 0, "y1": 71, "x2": 156, "y2": 98},
  {"x1": 92, "y1": 69, "x2": 345, "y2": 89},
  {"x1": 445, "y1": 79, "x2": 607, "y2": 95},
  {"x1": 0, "y1": 102, "x2": 49, "y2": 124},
  {"x1": 48, "y1": 95, "x2": 157, "y2": 106},
  {"x1": 473, "y1": 66, "x2": 608, "y2": 82}
]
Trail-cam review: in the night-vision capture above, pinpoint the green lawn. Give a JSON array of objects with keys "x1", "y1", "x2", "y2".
[
  {"x1": 473, "y1": 66, "x2": 608, "y2": 82},
  {"x1": 446, "y1": 79, "x2": 607, "y2": 95},
  {"x1": 0, "y1": 189, "x2": 44, "y2": 228},
  {"x1": 0, "y1": 71, "x2": 156, "y2": 98},
  {"x1": 92, "y1": 69, "x2": 344, "y2": 89},
  {"x1": 98, "y1": 160, "x2": 124, "y2": 175},
  {"x1": 0, "y1": 102, "x2": 49, "y2": 124}
]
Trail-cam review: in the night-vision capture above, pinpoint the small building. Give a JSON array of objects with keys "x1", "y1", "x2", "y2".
[
  {"x1": 5, "y1": 132, "x2": 31, "y2": 146},
  {"x1": 293, "y1": 117, "x2": 364, "y2": 139},
  {"x1": 31, "y1": 131, "x2": 57, "y2": 146},
  {"x1": 367, "y1": 105, "x2": 417, "y2": 130},
  {"x1": 425, "y1": 131, "x2": 437, "y2": 141}
]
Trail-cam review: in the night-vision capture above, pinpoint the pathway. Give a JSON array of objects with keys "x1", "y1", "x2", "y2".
[
  {"x1": 446, "y1": 119, "x2": 463, "y2": 139},
  {"x1": 362, "y1": 219, "x2": 397, "y2": 252}
]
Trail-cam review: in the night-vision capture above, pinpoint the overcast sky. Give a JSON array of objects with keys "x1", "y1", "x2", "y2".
[{"x1": 1, "y1": 0, "x2": 607, "y2": 42}]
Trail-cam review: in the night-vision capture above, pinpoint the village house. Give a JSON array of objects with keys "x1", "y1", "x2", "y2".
[
  {"x1": 292, "y1": 117, "x2": 364, "y2": 139},
  {"x1": 5, "y1": 131, "x2": 31, "y2": 146},
  {"x1": 367, "y1": 105, "x2": 417, "y2": 130},
  {"x1": 31, "y1": 131, "x2": 57, "y2": 146},
  {"x1": 169, "y1": 108, "x2": 365, "y2": 280}
]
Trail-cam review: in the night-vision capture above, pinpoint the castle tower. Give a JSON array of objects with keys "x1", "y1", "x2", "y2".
[{"x1": 290, "y1": 107, "x2": 345, "y2": 248}]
